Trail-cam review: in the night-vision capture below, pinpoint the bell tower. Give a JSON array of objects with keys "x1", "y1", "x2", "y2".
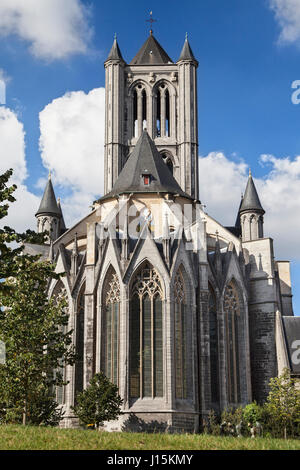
[{"x1": 104, "y1": 29, "x2": 199, "y2": 199}]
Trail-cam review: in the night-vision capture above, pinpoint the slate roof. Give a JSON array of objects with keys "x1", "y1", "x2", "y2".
[
  {"x1": 105, "y1": 38, "x2": 125, "y2": 63},
  {"x1": 101, "y1": 131, "x2": 192, "y2": 200},
  {"x1": 282, "y1": 316, "x2": 300, "y2": 375},
  {"x1": 130, "y1": 33, "x2": 173, "y2": 65},
  {"x1": 240, "y1": 173, "x2": 264, "y2": 213},
  {"x1": 57, "y1": 198, "x2": 66, "y2": 232},
  {"x1": 178, "y1": 38, "x2": 198, "y2": 63},
  {"x1": 35, "y1": 177, "x2": 60, "y2": 217}
]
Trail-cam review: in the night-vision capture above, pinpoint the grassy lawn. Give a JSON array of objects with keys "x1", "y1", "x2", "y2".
[{"x1": 0, "y1": 425, "x2": 299, "y2": 450}]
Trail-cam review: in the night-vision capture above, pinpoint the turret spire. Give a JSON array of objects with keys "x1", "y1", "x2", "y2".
[
  {"x1": 178, "y1": 35, "x2": 198, "y2": 64},
  {"x1": 239, "y1": 171, "x2": 265, "y2": 242},
  {"x1": 105, "y1": 36, "x2": 125, "y2": 63}
]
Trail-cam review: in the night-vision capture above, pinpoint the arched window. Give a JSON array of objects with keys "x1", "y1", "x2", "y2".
[
  {"x1": 155, "y1": 83, "x2": 171, "y2": 138},
  {"x1": 156, "y1": 89, "x2": 161, "y2": 137},
  {"x1": 53, "y1": 285, "x2": 68, "y2": 405},
  {"x1": 224, "y1": 282, "x2": 241, "y2": 403},
  {"x1": 132, "y1": 84, "x2": 147, "y2": 138},
  {"x1": 133, "y1": 89, "x2": 138, "y2": 137},
  {"x1": 161, "y1": 152, "x2": 174, "y2": 175},
  {"x1": 129, "y1": 263, "x2": 163, "y2": 399},
  {"x1": 209, "y1": 284, "x2": 219, "y2": 403},
  {"x1": 75, "y1": 284, "x2": 85, "y2": 397},
  {"x1": 174, "y1": 269, "x2": 187, "y2": 399},
  {"x1": 165, "y1": 89, "x2": 170, "y2": 137},
  {"x1": 101, "y1": 268, "x2": 120, "y2": 386}
]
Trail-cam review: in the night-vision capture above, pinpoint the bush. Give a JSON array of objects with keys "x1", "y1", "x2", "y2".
[{"x1": 72, "y1": 372, "x2": 123, "y2": 429}]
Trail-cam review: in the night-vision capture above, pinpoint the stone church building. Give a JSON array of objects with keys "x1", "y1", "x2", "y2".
[{"x1": 27, "y1": 32, "x2": 300, "y2": 432}]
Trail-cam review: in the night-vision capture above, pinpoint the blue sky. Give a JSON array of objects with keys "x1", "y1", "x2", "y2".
[{"x1": 0, "y1": 0, "x2": 299, "y2": 313}]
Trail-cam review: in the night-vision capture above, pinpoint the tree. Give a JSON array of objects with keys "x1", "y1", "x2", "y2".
[
  {"x1": 0, "y1": 257, "x2": 76, "y2": 425},
  {"x1": 0, "y1": 168, "x2": 46, "y2": 294},
  {"x1": 265, "y1": 368, "x2": 300, "y2": 439},
  {"x1": 72, "y1": 372, "x2": 123, "y2": 429}
]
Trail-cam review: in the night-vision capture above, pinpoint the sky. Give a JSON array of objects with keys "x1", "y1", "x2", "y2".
[{"x1": 0, "y1": 0, "x2": 300, "y2": 313}]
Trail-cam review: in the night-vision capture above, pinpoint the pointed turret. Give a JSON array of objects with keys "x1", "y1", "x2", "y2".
[
  {"x1": 240, "y1": 170, "x2": 264, "y2": 214},
  {"x1": 36, "y1": 173, "x2": 61, "y2": 242},
  {"x1": 178, "y1": 35, "x2": 198, "y2": 65},
  {"x1": 57, "y1": 197, "x2": 66, "y2": 232},
  {"x1": 36, "y1": 173, "x2": 60, "y2": 218},
  {"x1": 105, "y1": 35, "x2": 125, "y2": 63},
  {"x1": 130, "y1": 33, "x2": 173, "y2": 65},
  {"x1": 239, "y1": 170, "x2": 265, "y2": 242}
]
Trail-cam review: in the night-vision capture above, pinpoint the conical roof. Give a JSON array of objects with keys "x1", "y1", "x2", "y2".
[
  {"x1": 130, "y1": 33, "x2": 173, "y2": 65},
  {"x1": 178, "y1": 37, "x2": 198, "y2": 63},
  {"x1": 240, "y1": 172, "x2": 264, "y2": 213},
  {"x1": 102, "y1": 131, "x2": 192, "y2": 200},
  {"x1": 57, "y1": 198, "x2": 66, "y2": 231},
  {"x1": 105, "y1": 37, "x2": 125, "y2": 63},
  {"x1": 36, "y1": 176, "x2": 60, "y2": 217}
]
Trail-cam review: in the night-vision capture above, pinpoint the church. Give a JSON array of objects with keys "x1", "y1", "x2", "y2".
[{"x1": 26, "y1": 30, "x2": 300, "y2": 432}]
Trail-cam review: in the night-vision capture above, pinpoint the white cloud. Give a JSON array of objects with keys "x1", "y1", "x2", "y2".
[
  {"x1": 0, "y1": 0, "x2": 92, "y2": 60},
  {"x1": 0, "y1": 106, "x2": 39, "y2": 232},
  {"x1": 199, "y1": 151, "x2": 300, "y2": 261},
  {"x1": 269, "y1": 0, "x2": 300, "y2": 46},
  {"x1": 199, "y1": 152, "x2": 247, "y2": 223},
  {"x1": 39, "y1": 87, "x2": 105, "y2": 224},
  {"x1": 0, "y1": 107, "x2": 27, "y2": 184}
]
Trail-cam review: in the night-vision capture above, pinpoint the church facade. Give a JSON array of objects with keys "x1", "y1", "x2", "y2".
[{"x1": 28, "y1": 32, "x2": 300, "y2": 433}]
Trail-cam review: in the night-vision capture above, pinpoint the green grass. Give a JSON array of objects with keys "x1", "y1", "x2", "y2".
[{"x1": 0, "y1": 425, "x2": 299, "y2": 450}]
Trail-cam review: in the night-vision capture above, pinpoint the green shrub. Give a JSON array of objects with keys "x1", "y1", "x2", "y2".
[{"x1": 72, "y1": 372, "x2": 123, "y2": 429}]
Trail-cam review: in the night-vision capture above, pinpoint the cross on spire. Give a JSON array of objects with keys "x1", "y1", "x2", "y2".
[{"x1": 146, "y1": 11, "x2": 157, "y2": 35}]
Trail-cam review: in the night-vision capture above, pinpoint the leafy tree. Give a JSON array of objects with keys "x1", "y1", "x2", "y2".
[
  {"x1": 243, "y1": 402, "x2": 263, "y2": 426},
  {"x1": 0, "y1": 168, "x2": 46, "y2": 294},
  {"x1": 0, "y1": 257, "x2": 76, "y2": 425},
  {"x1": 72, "y1": 372, "x2": 123, "y2": 429},
  {"x1": 265, "y1": 368, "x2": 300, "y2": 439}
]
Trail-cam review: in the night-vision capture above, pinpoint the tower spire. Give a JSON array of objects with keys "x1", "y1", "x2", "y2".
[{"x1": 146, "y1": 11, "x2": 157, "y2": 35}]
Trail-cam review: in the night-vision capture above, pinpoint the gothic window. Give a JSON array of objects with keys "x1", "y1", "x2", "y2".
[
  {"x1": 129, "y1": 263, "x2": 163, "y2": 399},
  {"x1": 75, "y1": 284, "x2": 85, "y2": 397},
  {"x1": 155, "y1": 83, "x2": 171, "y2": 138},
  {"x1": 165, "y1": 89, "x2": 170, "y2": 137},
  {"x1": 54, "y1": 286, "x2": 68, "y2": 405},
  {"x1": 132, "y1": 84, "x2": 147, "y2": 138},
  {"x1": 209, "y1": 284, "x2": 219, "y2": 403},
  {"x1": 174, "y1": 269, "x2": 187, "y2": 399},
  {"x1": 161, "y1": 151, "x2": 174, "y2": 175},
  {"x1": 101, "y1": 268, "x2": 120, "y2": 386},
  {"x1": 224, "y1": 282, "x2": 241, "y2": 404},
  {"x1": 133, "y1": 89, "x2": 138, "y2": 137},
  {"x1": 156, "y1": 89, "x2": 161, "y2": 137}
]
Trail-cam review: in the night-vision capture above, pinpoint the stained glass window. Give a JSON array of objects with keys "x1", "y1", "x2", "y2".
[
  {"x1": 224, "y1": 282, "x2": 241, "y2": 403},
  {"x1": 102, "y1": 269, "x2": 120, "y2": 386},
  {"x1": 174, "y1": 269, "x2": 187, "y2": 399},
  {"x1": 129, "y1": 263, "x2": 163, "y2": 399}
]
